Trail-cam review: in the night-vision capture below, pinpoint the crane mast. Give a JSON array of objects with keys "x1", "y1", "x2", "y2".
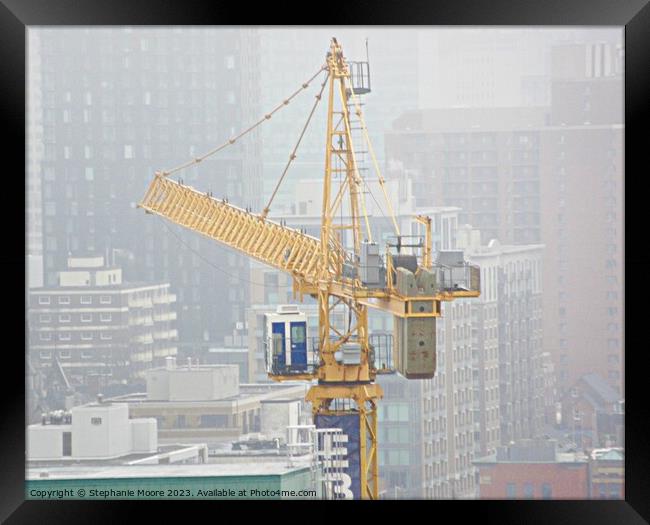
[
  {"x1": 138, "y1": 38, "x2": 480, "y2": 500},
  {"x1": 308, "y1": 38, "x2": 381, "y2": 499}
]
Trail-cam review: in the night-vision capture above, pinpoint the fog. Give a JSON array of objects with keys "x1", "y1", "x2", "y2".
[{"x1": 26, "y1": 26, "x2": 623, "y2": 500}]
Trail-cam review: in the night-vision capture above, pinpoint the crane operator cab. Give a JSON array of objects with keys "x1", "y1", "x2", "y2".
[{"x1": 264, "y1": 305, "x2": 311, "y2": 377}]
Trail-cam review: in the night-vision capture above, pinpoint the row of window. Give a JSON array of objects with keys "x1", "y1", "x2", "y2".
[
  {"x1": 37, "y1": 295, "x2": 113, "y2": 305},
  {"x1": 506, "y1": 482, "x2": 552, "y2": 499},
  {"x1": 39, "y1": 313, "x2": 113, "y2": 323},
  {"x1": 38, "y1": 332, "x2": 113, "y2": 341},
  {"x1": 40, "y1": 350, "x2": 95, "y2": 359}
]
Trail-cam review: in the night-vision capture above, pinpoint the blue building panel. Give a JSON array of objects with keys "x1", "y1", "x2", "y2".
[{"x1": 315, "y1": 413, "x2": 361, "y2": 500}]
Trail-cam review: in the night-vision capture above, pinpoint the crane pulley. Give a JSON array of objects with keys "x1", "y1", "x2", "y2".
[{"x1": 139, "y1": 37, "x2": 480, "y2": 499}]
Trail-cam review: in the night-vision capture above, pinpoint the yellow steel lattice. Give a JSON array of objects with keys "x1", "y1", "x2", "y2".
[{"x1": 139, "y1": 174, "x2": 345, "y2": 283}]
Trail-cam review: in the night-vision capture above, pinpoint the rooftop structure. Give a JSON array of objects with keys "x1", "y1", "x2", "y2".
[
  {"x1": 27, "y1": 401, "x2": 157, "y2": 461},
  {"x1": 110, "y1": 363, "x2": 308, "y2": 445}
]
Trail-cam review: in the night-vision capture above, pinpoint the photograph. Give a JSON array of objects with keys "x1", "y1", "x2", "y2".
[
  {"x1": 22, "y1": 25, "x2": 625, "y2": 502},
  {"x1": 0, "y1": 0, "x2": 643, "y2": 517}
]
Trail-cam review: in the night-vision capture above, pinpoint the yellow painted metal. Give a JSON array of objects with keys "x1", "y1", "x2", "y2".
[
  {"x1": 414, "y1": 215, "x2": 433, "y2": 269},
  {"x1": 138, "y1": 174, "x2": 342, "y2": 284}
]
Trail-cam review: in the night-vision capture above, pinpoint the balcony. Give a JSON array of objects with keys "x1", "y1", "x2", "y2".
[
  {"x1": 132, "y1": 334, "x2": 154, "y2": 345},
  {"x1": 153, "y1": 293, "x2": 177, "y2": 305},
  {"x1": 153, "y1": 311, "x2": 177, "y2": 322},
  {"x1": 128, "y1": 298, "x2": 153, "y2": 309},
  {"x1": 154, "y1": 329, "x2": 178, "y2": 340}
]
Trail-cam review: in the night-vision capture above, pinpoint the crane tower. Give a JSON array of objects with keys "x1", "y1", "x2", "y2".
[{"x1": 138, "y1": 38, "x2": 480, "y2": 499}]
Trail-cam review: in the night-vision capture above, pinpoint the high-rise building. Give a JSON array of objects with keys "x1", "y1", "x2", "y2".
[
  {"x1": 30, "y1": 27, "x2": 261, "y2": 356},
  {"x1": 421, "y1": 298, "x2": 478, "y2": 499},
  {"x1": 386, "y1": 106, "x2": 547, "y2": 245},
  {"x1": 27, "y1": 29, "x2": 44, "y2": 289},
  {"x1": 385, "y1": 33, "x2": 624, "y2": 399},
  {"x1": 539, "y1": 41, "x2": 623, "y2": 396},
  {"x1": 413, "y1": 222, "x2": 545, "y2": 499},
  {"x1": 27, "y1": 255, "x2": 178, "y2": 403},
  {"x1": 460, "y1": 229, "x2": 546, "y2": 445},
  {"x1": 376, "y1": 374, "x2": 423, "y2": 499}
]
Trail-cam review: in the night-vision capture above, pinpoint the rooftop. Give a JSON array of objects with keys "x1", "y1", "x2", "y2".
[
  {"x1": 27, "y1": 459, "x2": 311, "y2": 481},
  {"x1": 108, "y1": 382, "x2": 307, "y2": 405},
  {"x1": 473, "y1": 453, "x2": 588, "y2": 465},
  {"x1": 580, "y1": 373, "x2": 621, "y2": 405},
  {"x1": 27, "y1": 444, "x2": 197, "y2": 469}
]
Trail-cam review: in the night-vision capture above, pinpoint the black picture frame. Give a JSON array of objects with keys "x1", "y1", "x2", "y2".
[{"x1": 2, "y1": 1, "x2": 648, "y2": 522}]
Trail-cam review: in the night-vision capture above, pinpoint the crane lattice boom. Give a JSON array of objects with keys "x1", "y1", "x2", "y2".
[{"x1": 140, "y1": 174, "x2": 344, "y2": 284}]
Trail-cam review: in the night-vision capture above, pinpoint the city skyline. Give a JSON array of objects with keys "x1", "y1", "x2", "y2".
[{"x1": 25, "y1": 26, "x2": 624, "y2": 500}]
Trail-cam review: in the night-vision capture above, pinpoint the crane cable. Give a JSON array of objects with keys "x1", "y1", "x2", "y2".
[
  {"x1": 261, "y1": 72, "x2": 330, "y2": 218},
  {"x1": 158, "y1": 217, "x2": 294, "y2": 290},
  {"x1": 157, "y1": 65, "x2": 327, "y2": 178}
]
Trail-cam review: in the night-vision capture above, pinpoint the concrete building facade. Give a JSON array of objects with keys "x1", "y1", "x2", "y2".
[
  {"x1": 539, "y1": 41, "x2": 623, "y2": 396},
  {"x1": 28, "y1": 401, "x2": 157, "y2": 461},
  {"x1": 28, "y1": 256, "x2": 178, "y2": 399},
  {"x1": 114, "y1": 360, "x2": 308, "y2": 444},
  {"x1": 462, "y1": 234, "x2": 546, "y2": 445}
]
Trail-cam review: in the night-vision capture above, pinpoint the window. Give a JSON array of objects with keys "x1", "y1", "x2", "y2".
[
  {"x1": 81, "y1": 313, "x2": 92, "y2": 323},
  {"x1": 39, "y1": 333, "x2": 52, "y2": 341},
  {"x1": 59, "y1": 314, "x2": 71, "y2": 323},
  {"x1": 80, "y1": 295, "x2": 92, "y2": 305},
  {"x1": 124, "y1": 145, "x2": 133, "y2": 159},
  {"x1": 59, "y1": 333, "x2": 71, "y2": 341},
  {"x1": 100, "y1": 332, "x2": 112, "y2": 340},
  {"x1": 39, "y1": 314, "x2": 52, "y2": 323},
  {"x1": 81, "y1": 350, "x2": 93, "y2": 359},
  {"x1": 199, "y1": 414, "x2": 228, "y2": 427},
  {"x1": 291, "y1": 323, "x2": 306, "y2": 344},
  {"x1": 100, "y1": 313, "x2": 112, "y2": 322},
  {"x1": 62, "y1": 432, "x2": 72, "y2": 457},
  {"x1": 39, "y1": 350, "x2": 52, "y2": 359},
  {"x1": 81, "y1": 332, "x2": 93, "y2": 341},
  {"x1": 99, "y1": 295, "x2": 112, "y2": 304},
  {"x1": 542, "y1": 484, "x2": 552, "y2": 499},
  {"x1": 59, "y1": 350, "x2": 71, "y2": 358},
  {"x1": 523, "y1": 483, "x2": 534, "y2": 499},
  {"x1": 58, "y1": 296, "x2": 70, "y2": 305},
  {"x1": 91, "y1": 417, "x2": 102, "y2": 425},
  {"x1": 506, "y1": 483, "x2": 516, "y2": 499},
  {"x1": 38, "y1": 296, "x2": 51, "y2": 305}
]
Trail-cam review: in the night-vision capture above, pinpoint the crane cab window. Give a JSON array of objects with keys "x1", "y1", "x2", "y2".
[{"x1": 291, "y1": 323, "x2": 306, "y2": 344}]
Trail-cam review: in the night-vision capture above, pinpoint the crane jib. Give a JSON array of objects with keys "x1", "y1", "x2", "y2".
[{"x1": 138, "y1": 174, "x2": 343, "y2": 283}]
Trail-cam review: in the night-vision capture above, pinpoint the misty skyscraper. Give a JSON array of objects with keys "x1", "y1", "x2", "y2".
[{"x1": 32, "y1": 28, "x2": 262, "y2": 353}]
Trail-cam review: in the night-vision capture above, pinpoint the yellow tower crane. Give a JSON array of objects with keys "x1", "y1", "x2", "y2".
[{"x1": 139, "y1": 38, "x2": 480, "y2": 500}]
